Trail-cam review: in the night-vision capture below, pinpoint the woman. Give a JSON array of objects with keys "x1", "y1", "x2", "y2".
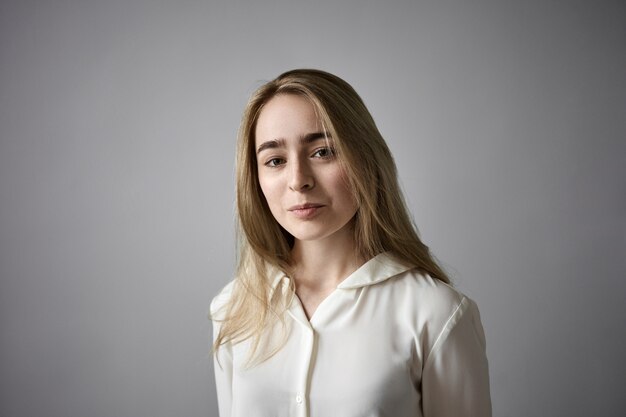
[{"x1": 211, "y1": 69, "x2": 491, "y2": 417}]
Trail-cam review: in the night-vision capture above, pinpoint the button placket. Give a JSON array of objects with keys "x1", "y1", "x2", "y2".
[
  {"x1": 298, "y1": 328, "x2": 315, "y2": 416},
  {"x1": 288, "y1": 314, "x2": 315, "y2": 416}
]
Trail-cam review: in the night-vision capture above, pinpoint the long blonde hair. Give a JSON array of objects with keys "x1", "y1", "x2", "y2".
[{"x1": 213, "y1": 69, "x2": 450, "y2": 362}]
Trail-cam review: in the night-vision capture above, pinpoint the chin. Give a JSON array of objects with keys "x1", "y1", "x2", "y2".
[
  {"x1": 290, "y1": 231, "x2": 330, "y2": 242},
  {"x1": 288, "y1": 224, "x2": 352, "y2": 243},
  {"x1": 283, "y1": 225, "x2": 328, "y2": 242}
]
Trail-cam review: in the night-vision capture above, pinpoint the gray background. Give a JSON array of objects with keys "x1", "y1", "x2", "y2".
[{"x1": 1, "y1": 0, "x2": 624, "y2": 416}]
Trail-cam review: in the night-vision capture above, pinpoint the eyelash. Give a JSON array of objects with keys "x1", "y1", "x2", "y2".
[
  {"x1": 312, "y1": 147, "x2": 335, "y2": 159},
  {"x1": 263, "y1": 147, "x2": 336, "y2": 168},
  {"x1": 265, "y1": 157, "x2": 286, "y2": 168}
]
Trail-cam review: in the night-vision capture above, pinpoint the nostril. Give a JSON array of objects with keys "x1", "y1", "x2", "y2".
[{"x1": 288, "y1": 166, "x2": 315, "y2": 191}]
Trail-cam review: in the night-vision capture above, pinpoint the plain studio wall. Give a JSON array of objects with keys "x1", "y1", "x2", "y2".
[{"x1": 1, "y1": 1, "x2": 624, "y2": 416}]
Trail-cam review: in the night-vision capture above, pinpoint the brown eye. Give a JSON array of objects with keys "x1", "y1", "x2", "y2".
[
  {"x1": 312, "y1": 147, "x2": 335, "y2": 158},
  {"x1": 265, "y1": 157, "x2": 286, "y2": 167}
]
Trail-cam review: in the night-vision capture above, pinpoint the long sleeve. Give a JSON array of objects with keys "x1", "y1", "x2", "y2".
[
  {"x1": 421, "y1": 297, "x2": 492, "y2": 417},
  {"x1": 212, "y1": 322, "x2": 233, "y2": 417},
  {"x1": 211, "y1": 293, "x2": 233, "y2": 417}
]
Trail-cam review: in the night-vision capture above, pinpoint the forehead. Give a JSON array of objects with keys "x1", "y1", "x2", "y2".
[{"x1": 255, "y1": 94, "x2": 323, "y2": 144}]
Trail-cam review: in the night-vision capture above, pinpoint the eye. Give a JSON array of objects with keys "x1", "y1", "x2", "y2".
[
  {"x1": 264, "y1": 157, "x2": 286, "y2": 168},
  {"x1": 312, "y1": 147, "x2": 335, "y2": 159}
]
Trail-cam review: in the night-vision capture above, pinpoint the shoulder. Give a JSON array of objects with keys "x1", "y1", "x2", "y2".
[
  {"x1": 389, "y1": 268, "x2": 466, "y2": 321},
  {"x1": 384, "y1": 269, "x2": 485, "y2": 355},
  {"x1": 210, "y1": 280, "x2": 236, "y2": 321},
  {"x1": 344, "y1": 252, "x2": 475, "y2": 335}
]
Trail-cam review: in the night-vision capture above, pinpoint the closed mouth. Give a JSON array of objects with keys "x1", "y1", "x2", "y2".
[{"x1": 288, "y1": 203, "x2": 324, "y2": 211}]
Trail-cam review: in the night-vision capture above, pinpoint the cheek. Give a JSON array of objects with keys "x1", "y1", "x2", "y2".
[
  {"x1": 258, "y1": 175, "x2": 280, "y2": 209},
  {"x1": 328, "y1": 169, "x2": 357, "y2": 209}
]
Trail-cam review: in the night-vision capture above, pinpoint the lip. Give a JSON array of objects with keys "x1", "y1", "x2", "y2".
[
  {"x1": 288, "y1": 203, "x2": 324, "y2": 211},
  {"x1": 288, "y1": 203, "x2": 325, "y2": 219}
]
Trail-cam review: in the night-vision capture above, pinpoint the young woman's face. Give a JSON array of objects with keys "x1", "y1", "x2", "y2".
[{"x1": 255, "y1": 94, "x2": 358, "y2": 244}]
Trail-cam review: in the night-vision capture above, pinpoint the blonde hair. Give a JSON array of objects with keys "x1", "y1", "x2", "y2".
[{"x1": 213, "y1": 69, "x2": 450, "y2": 363}]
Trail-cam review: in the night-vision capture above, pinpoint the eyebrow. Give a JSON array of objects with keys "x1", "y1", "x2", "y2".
[{"x1": 256, "y1": 132, "x2": 331, "y2": 155}]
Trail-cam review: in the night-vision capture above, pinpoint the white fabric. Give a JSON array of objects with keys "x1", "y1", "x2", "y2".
[{"x1": 211, "y1": 252, "x2": 491, "y2": 417}]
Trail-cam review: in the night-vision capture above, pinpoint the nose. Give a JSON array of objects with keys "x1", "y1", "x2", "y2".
[{"x1": 288, "y1": 158, "x2": 315, "y2": 191}]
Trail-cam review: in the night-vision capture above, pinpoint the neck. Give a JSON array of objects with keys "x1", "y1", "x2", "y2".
[{"x1": 290, "y1": 227, "x2": 364, "y2": 291}]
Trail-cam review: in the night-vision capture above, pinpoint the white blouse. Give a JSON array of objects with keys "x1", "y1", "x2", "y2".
[{"x1": 211, "y1": 253, "x2": 491, "y2": 417}]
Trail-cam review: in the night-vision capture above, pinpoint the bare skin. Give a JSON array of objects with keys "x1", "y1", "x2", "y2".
[{"x1": 290, "y1": 224, "x2": 364, "y2": 320}]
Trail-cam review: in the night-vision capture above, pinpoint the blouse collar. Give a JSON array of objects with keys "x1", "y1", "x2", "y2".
[{"x1": 268, "y1": 252, "x2": 414, "y2": 293}]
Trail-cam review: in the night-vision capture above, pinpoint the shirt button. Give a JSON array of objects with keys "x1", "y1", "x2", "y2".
[{"x1": 295, "y1": 394, "x2": 303, "y2": 404}]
